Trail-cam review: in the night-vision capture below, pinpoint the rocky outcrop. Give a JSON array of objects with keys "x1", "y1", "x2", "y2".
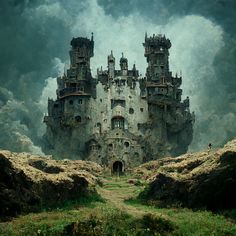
[
  {"x1": 0, "y1": 150, "x2": 102, "y2": 220},
  {"x1": 136, "y1": 139, "x2": 236, "y2": 210}
]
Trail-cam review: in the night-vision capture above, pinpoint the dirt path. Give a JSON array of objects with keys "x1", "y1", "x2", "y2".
[{"x1": 97, "y1": 177, "x2": 157, "y2": 217}]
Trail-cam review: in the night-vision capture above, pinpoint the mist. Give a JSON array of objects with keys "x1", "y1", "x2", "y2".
[{"x1": 0, "y1": 0, "x2": 235, "y2": 154}]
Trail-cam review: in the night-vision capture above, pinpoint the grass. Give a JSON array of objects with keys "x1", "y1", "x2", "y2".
[{"x1": 0, "y1": 175, "x2": 235, "y2": 235}]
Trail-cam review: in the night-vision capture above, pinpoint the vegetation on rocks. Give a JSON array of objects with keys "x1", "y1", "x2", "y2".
[{"x1": 135, "y1": 139, "x2": 236, "y2": 210}]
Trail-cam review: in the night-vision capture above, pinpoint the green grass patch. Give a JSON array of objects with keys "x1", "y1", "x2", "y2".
[{"x1": 125, "y1": 198, "x2": 236, "y2": 236}]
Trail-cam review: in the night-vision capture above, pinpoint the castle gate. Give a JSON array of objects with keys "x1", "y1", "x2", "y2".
[{"x1": 112, "y1": 161, "x2": 123, "y2": 175}]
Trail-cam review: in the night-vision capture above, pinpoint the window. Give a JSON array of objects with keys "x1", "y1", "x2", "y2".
[
  {"x1": 78, "y1": 99, "x2": 83, "y2": 104},
  {"x1": 69, "y1": 100, "x2": 73, "y2": 105},
  {"x1": 111, "y1": 99, "x2": 125, "y2": 109},
  {"x1": 124, "y1": 142, "x2": 130, "y2": 148},
  {"x1": 75, "y1": 116, "x2": 81, "y2": 122},
  {"x1": 78, "y1": 87, "x2": 84, "y2": 92},
  {"x1": 112, "y1": 117, "x2": 125, "y2": 130},
  {"x1": 129, "y1": 108, "x2": 134, "y2": 114},
  {"x1": 140, "y1": 108, "x2": 144, "y2": 112}
]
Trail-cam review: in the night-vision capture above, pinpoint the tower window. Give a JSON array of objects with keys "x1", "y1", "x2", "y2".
[
  {"x1": 112, "y1": 117, "x2": 125, "y2": 130},
  {"x1": 69, "y1": 100, "x2": 74, "y2": 105},
  {"x1": 129, "y1": 108, "x2": 134, "y2": 114},
  {"x1": 75, "y1": 116, "x2": 81, "y2": 122},
  {"x1": 78, "y1": 99, "x2": 83, "y2": 104},
  {"x1": 124, "y1": 142, "x2": 130, "y2": 148},
  {"x1": 140, "y1": 108, "x2": 144, "y2": 112}
]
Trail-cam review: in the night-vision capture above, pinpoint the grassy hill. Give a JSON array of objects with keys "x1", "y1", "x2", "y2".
[{"x1": 0, "y1": 175, "x2": 235, "y2": 235}]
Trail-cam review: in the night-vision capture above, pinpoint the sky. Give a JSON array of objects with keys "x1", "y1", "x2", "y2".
[{"x1": 0, "y1": 0, "x2": 235, "y2": 154}]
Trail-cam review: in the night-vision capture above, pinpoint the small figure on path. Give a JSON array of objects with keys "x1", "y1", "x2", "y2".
[{"x1": 208, "y1": 143, "x2": 212, "y2": 154}]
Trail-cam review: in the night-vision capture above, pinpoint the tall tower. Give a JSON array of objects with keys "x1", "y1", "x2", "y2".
[
  {"x1": 108, "y1": 50, "x2": 115, "y2": 79},
  {"x1": 120, "y1": 53, "x2": 128, "y2": 76},
  {"x1": 143, "y1": 33, "x2": 171, "y2": 82},
  {"x1": 58, "y1": 33, "x2": 96, "y2": 99}
]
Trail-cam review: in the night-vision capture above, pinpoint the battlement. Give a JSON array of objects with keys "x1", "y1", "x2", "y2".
[
  {"x1": 70, "y1": 34, "x2": 94, "y2": 50},
  {"x1": 143, "y1": 33, "x2": 171, "y2": 50}
]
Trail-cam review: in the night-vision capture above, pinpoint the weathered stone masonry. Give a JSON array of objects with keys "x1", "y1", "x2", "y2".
[{"x1": 43, "y1": 33, "x2": 194, "y2": 173}]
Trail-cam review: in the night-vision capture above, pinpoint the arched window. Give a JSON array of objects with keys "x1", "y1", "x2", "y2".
[
  {"x1": 111, "y1": 117, "x2": 124, "y2": 130},
  {"x1": 75, "y1": 116, "x2": 81, "y2": 122},
  {"x1": 129, "y1": 108, "x2": 134, "y2": 114},
  {"x1": 124, "y1": 141, "x2": 130, "y2": 148}
]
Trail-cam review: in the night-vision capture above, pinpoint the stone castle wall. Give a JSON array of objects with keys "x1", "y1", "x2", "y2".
[{"x1": 43, "y1": 34, "x2": 194, "y2": 173}]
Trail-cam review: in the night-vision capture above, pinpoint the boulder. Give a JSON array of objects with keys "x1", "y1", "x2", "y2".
[
  {"x1": 0, "y1": 150, "x2": 102, "y2": 220},
  {"x1": 137, "y1": 139, "x2": 236, "y2": 210}
]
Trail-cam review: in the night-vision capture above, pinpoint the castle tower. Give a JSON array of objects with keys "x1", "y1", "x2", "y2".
[
  {"x1": 108, "y1": 50, "x2": 115, "y2": 79},
  {"x1": 120, "y1": 53, "x2": 128, "y2": 76},
  {"x1": 143, "y1": 33, "x2": 171, "y2": 82},
  {"x1": 58, "y1": 33, "x2": 96, "y2": 99}
]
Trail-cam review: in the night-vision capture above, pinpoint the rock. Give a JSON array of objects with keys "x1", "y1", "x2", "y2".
[
  {"x1": 137, "y1": 139, "x2": 236, "y2": 210},
  {"x1": 0, "y1": 150, "x2": 102, "y2": 220},
  {"x1": 127, "y1": 179, "x2": 138, "y2": 184}
]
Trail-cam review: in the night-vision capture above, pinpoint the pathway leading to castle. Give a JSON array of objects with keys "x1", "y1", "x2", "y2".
[{"x1": 97, "y1": 176, "x2": 159, "y2": 217}]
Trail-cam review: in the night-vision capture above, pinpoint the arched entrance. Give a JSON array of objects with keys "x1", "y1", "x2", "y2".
[{"x1": 112, "y1": 161, "x2": 123, "y2": 175}]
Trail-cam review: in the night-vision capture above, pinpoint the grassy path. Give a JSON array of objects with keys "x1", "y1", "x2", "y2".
[
  {"x1": 97, "y1": 176, "x2": 236, "y2": 235},
  {"x1": 97, "y1": 176, "x2": 151, "y2": 217}
]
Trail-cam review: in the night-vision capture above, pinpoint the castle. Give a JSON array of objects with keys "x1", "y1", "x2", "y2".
[{"x1": 43, "y1": 33, "x2": 194, "y2": 173}]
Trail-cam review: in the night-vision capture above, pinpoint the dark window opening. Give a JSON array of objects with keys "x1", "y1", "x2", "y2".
[
  {"x1": 97, "y1": 122, "x2": 102, "y2": 134},
  {"x1": 100, "y1": 99, "x2": 102, "y2": 102},
  {"x1": 75, "y1": 116, "x2": 81, "y2": 122},
  {"x1": 69, "y1": 100, "x2": 74, "y2": 105},
  {"x1": 108, "y1": 143, "x2": 113, "y2": 151},
  {"x1": 77, "y1": 86, "x2": 84, "y2": 92},
  {"x1": 124, "y1": 141, "x2": 130, "y2": 148},
  {"x1": 111, "y1": 99, "x2": 126, "y2": 109},
  {"x1": 112, "y1": 117, "x2": 125, "y2": 130},
  {"x1": 140, "y1": 108, "x2": 144, "y2": 112},
  {"x1": 129, "y1": 108, "x2": 134, "y2": 114},
  {"x1": 78, "y1": 99, "x2": 83, "y2": 104}
]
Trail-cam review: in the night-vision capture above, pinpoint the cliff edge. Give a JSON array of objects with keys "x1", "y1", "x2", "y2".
[
  {"x1": 135, "y1": 139, "x2": 236, "y2": 210},
  {"x1": 0, "y1": 151, "x2": 102, "y2": 220}
]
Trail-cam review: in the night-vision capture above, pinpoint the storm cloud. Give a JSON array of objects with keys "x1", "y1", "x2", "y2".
[{"x1": 0, "y1": 0, "x2": 235, "y2": 154}]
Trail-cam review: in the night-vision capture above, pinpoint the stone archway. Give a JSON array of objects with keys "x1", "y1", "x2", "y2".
[{"x1": 112, "y1": 161, "x2": 123, "y2": 175}]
